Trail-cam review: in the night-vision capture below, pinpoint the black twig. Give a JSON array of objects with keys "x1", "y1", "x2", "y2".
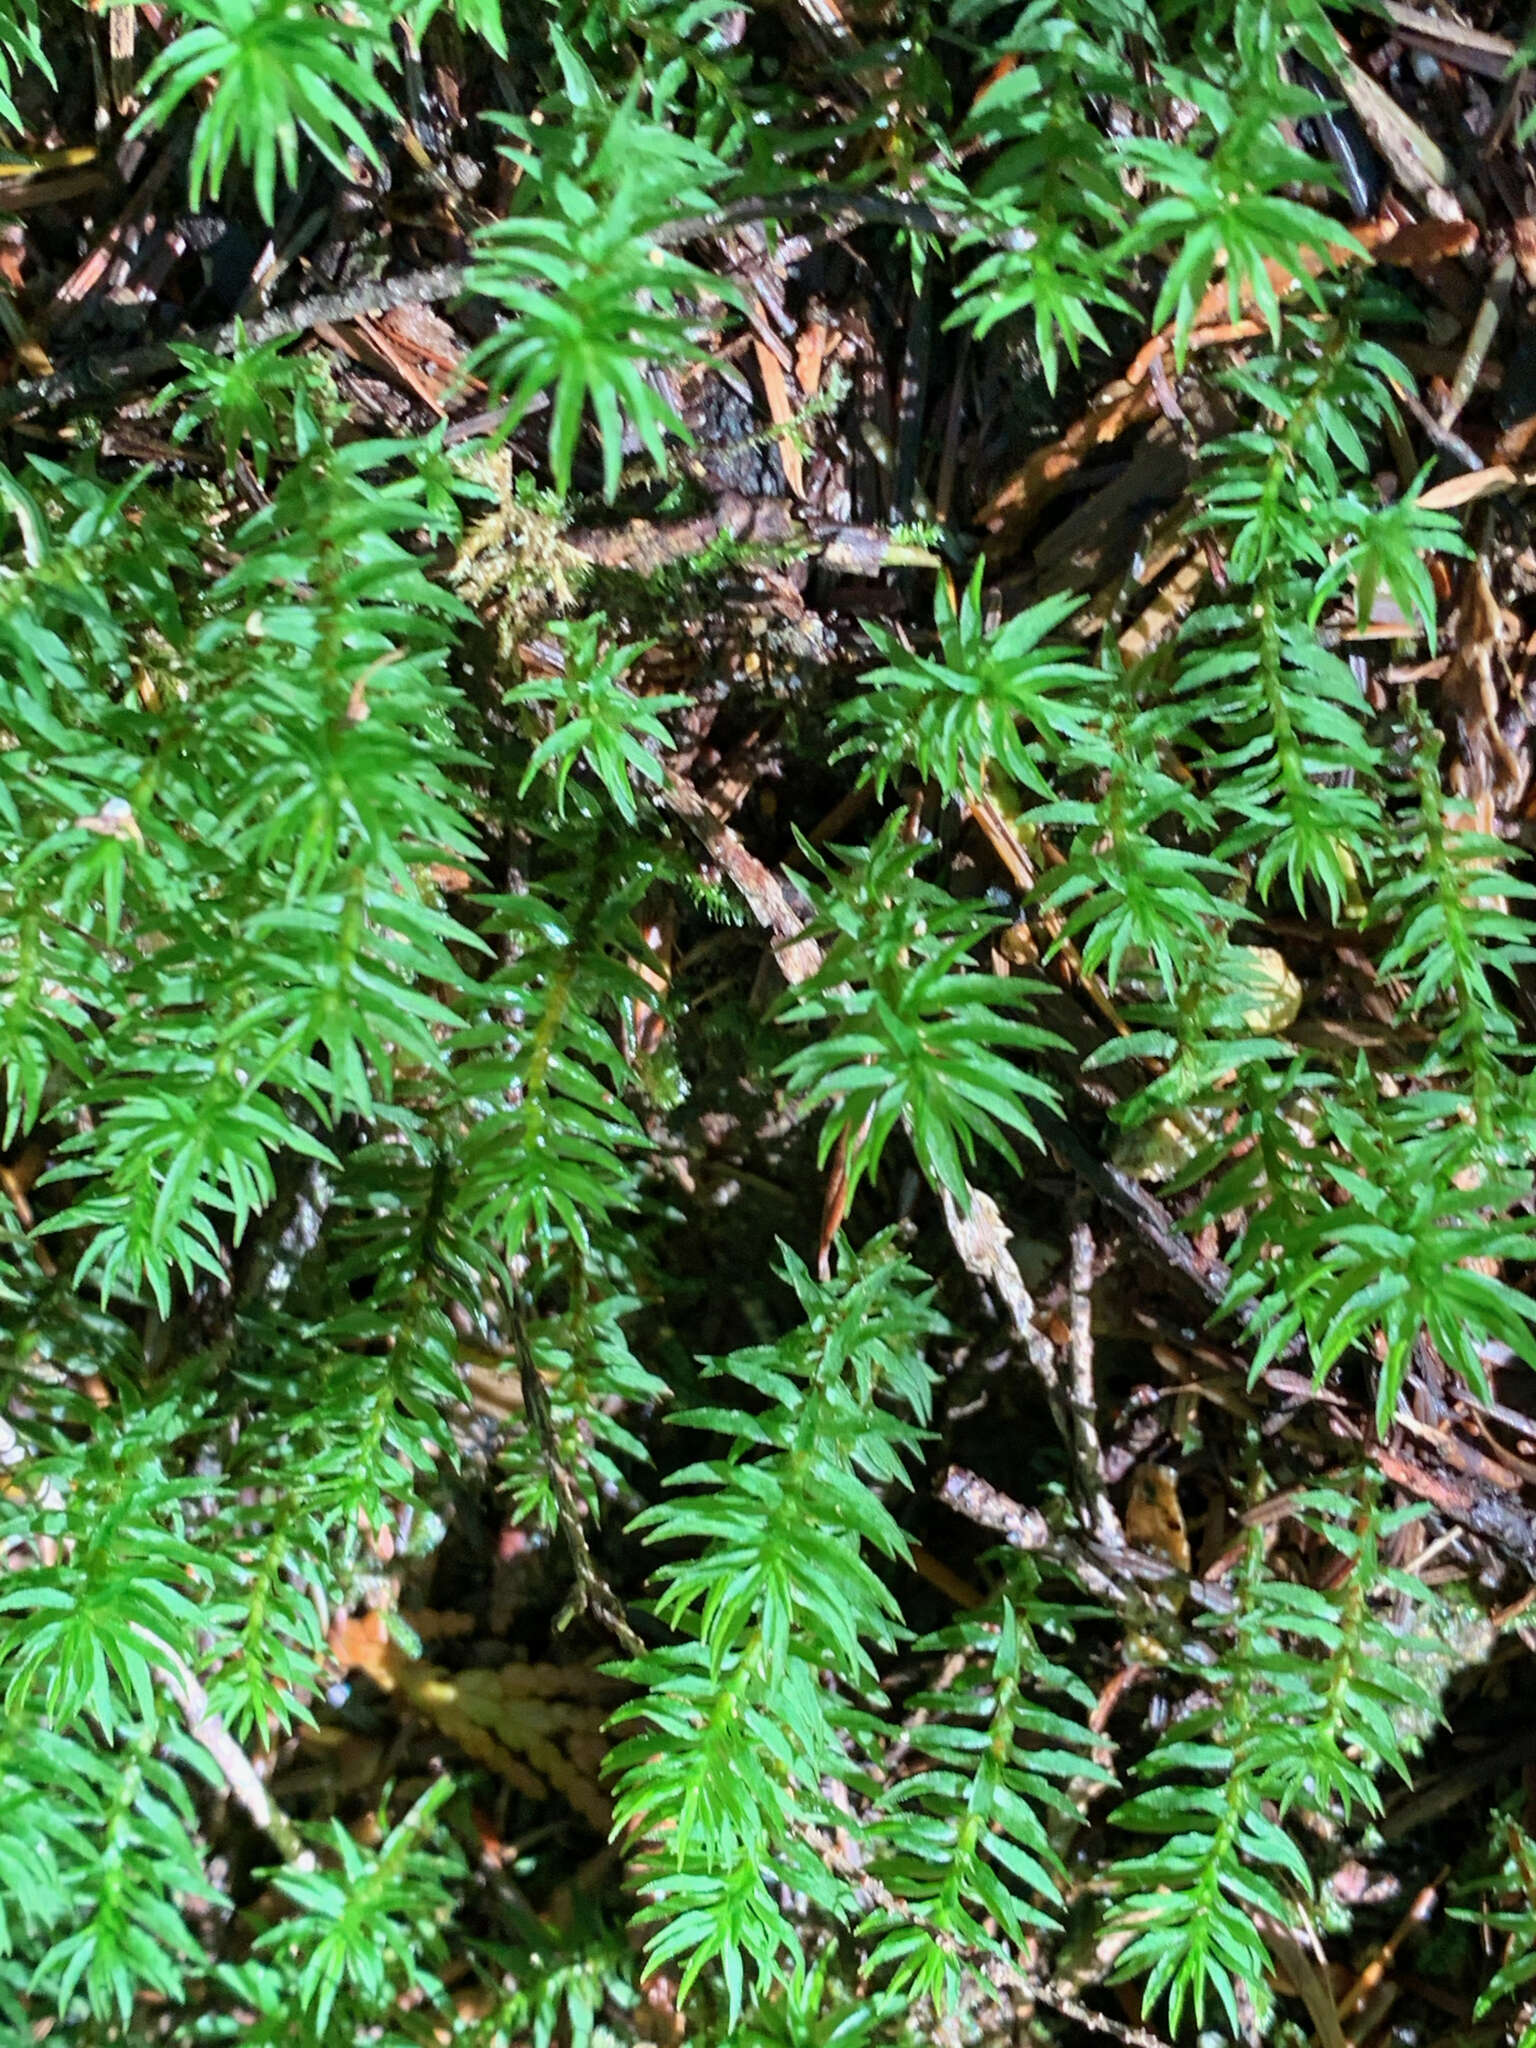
[
  {"x1": 0, "y1": 188, "x2": 1018, "y2": 424},
  {"x1": 514, "y1": 1319, "x2": 646, "y2": 1659}
]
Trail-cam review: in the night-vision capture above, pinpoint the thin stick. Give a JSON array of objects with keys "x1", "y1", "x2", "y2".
[
  {"x1": 145, "y1": 1631, "x2": 311, "y2": 1867},
  {"x1": 514, "y1": 1319, "x2": 646, "y2": 1659},
  {"x1": 939, "y1": 1181, "x2": 1056, "y2": 1380},
  {"x1": 0, "y1": 187, "x2": 1026, "y2": 425},
  {"x1": 938, "y1": 1464, "x2": 1236, "y2": 1619},
  {"x1": 1401, "y1": 386, "x2": 1483, "y2": 472},
  {"x1": 658, "y1": 767, "x2": 823, "y2": 987},
  {"x1": 1338, "y1": 1871, "x2": 1445, "y2": 2026},
  {"x1": 799, "y1": 1820, "x2": 1174, "y2": 2048},
  {"x1": 1031, "y1": 1103, "x2": 1232, "y2": 1311},
  {"x1": 0, "y1": 263, "x2": 471, "y2": 421},
  {"x1": 1068, "y1": 1221, "x2": 1122, "y2": 1549},
  {"x1": 1440, "y1": 250, "x2": 1516, "y2": 432},
  {"x1": 1024, "y1": 1980, "x2": 1175, "y2": 2048}
]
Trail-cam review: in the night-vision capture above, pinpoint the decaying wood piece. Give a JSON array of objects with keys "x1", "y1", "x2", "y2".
[
  {"x1": 657, "y1": 766, "x2": 825, "y2": 988},
  {"x1": 1376, "y1": 1447, "x2": 1536, "y2": 1574},
  {"x1": 565, "y1": 492, "x2": 939, "y2": 575},
  {"x1": 937, "y1": 1464, "x2": 1236, "y2": 1619}
]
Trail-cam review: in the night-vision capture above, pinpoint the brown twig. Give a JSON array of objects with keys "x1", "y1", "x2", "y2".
[
  {"x1": 0, "y1": 263, "x2": 472, "y2": 421},
  {"x1": 1380, "y1": 1729, "x2": 1536, "y2": 1840},
  {"x1": 1254, "y1": 1913, "x2": 1348, "y2": 2048},
  {"x1": 937, "y1": 1179, "x2": 1134, "y2": 1521},
  {"x1": 1401, "y1": 386, "x2": 1484, "y2": 472},
  {"x1": 939, "y1": 1181, "x2": 1057, "y2": 1379},
  {"x1": 799, "y1": 1820, "x2": 1174, "y2": 2048},
  {"x1": 1068, "y1": 1221, "x2": 1122, "y2": 1549},
  {"x1": 145, "y1": 1631, "x2": 311, "y2": 1866},
  {"x1": 0, "y1": 187, "x2": 1029, "y2": 426},
  {"x1": 1441, "y1": 250, "x2": 1517, "y2": 433},
  {"x1": 1031, "y1": 1103, "x2": 1231, "y2": 1311},
  {"x1": 1021, "y1": 1978, "x2": 1174, "y2": 2048},
  {"x1": 514, "y1": 1320, "x2": 646, "y2": 1659},
  {"x1": 1375, "y1": 1446, "x2": 1536, "y2": 1576},
  {"x1": 1338, "y1": 1872, "x2": 1445, "y2": 2025},
  {"x1": 937, "y1": 1464, "x2": 1236, "y2": 1619},
  {"x1": 1380, "y1": 1, "x2": 1516, "y2": 80},
  {"x1": 657, "y1": 767, "x2": 823, "y2": 987}
]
